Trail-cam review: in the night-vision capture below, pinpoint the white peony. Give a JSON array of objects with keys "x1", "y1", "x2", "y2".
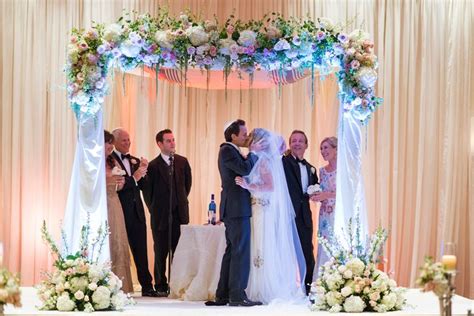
[
  {"x1": 56, "y1": 294, "x2": 75, "y2": 311},
  {"x1": 154, "y1": 30, "x2": 174, "y2": 49},
  {"x1": 186, "y1": 26, "x2": 209, "y2": 46},
  {"x1": 343, "y1": 295, "x2": 366, "y2": 312},
  {"x1": 92, "y1": 286, "x2": 111, "y2": 310},
  {"x1": 346, "y1": 258, "x2": 365, "y2": 276},
  {"x1": 103, "y1": 23, "x2": 122, "y2": 42},
  {"x1": 237, "y1": 30, "x2": 257, "y2": 47},
  {"x1": 341, "y1": 286, "x2": 353, "y2": 297}
]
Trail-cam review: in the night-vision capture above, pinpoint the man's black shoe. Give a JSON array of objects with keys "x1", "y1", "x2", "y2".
[
  {"x1": 155, "y1": 290, "x2": 169, "y2": 298},
  {"x1": 228, "y1": 299, "x2": 263, "y2": 307},
  {"x1": 142, "y1": 289, "x2": 159, "y2": 297},
  {"x1": 205, "y1": 298, "x2": 229, "y2": 306}
]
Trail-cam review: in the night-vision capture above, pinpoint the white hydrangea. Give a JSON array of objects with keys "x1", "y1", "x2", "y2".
[
  {"x1": 111, "y1": 292, "x2": 129, "y2": 311},
  {"x1": 326, "y1": 272, "x2": 343, "y2": 291},
  {"x1": 92, "y1": 286, "x2": 111, "y2": 310},
  {"x1": 381, "y1": 292, "x2": 397, "y2": 310},
  {"x1": 70, "y1": 276, "x2": 88, "y2": 292},
  {"x1": 346, "y1": 258, "x2": 365, "y2": 276},
  {"x1": 186, "y1": 26, "x2": 209, "y2": 46},
  {"x1": 237, "y1": 30, "x2": 257, "y2": 47},
  {"x1": 88, "y1": 264, "x2": 105, "y2": 280},
  {"x1": 56, "y1": 294, "x2": 75, "y2": 311},
  {"x1": 329, "y1": 304, "x2": 342, "y2": 312},
  {"x1": 343, "y1": 295, "x2": 365, "y2": 312},
  {"x1": 325, "y1": 291, "x2": 343, "y2": 306}
]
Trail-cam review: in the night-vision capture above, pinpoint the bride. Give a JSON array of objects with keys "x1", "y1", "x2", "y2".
[{"x1": 235, "y1": 128, "x2": 306, "y2": 304}]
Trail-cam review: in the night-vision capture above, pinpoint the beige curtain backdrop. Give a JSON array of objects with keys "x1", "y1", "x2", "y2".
[{"x1": 1, "y1": 0, "x2": 473, "y2": 298}]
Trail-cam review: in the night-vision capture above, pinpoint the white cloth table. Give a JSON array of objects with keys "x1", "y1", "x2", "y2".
[{"x1": 169, "y1": 224, "x2": 226, "y2": 301}]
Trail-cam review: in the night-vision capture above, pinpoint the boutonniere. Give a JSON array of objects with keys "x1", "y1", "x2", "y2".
[
  {"x1": 311, "y1": 167, "x2": 316, "y2": 174},
  {"x1": 130, "y1": 158, "x2": 138, "y2": 165}
]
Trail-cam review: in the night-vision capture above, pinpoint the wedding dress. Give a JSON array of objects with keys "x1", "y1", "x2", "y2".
[{"x1": 244, "y1": 129, "x2": 306, "y2": 304}]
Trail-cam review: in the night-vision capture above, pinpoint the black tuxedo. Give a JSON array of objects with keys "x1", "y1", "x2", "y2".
[
  {"x1": 282, "y1": 154, "x2": 318, "y2": 293},
  {"x1": 143, "y1": 153, "x2": 192, "y2": 292},
  {"x1": 111, "y1": 151, "x2": 154, "y2": 292},
  {"x1": 215, "y1": 143, "x2": 257, "y2": 301}
]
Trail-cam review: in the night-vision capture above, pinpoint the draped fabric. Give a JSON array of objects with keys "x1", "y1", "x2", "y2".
[
  {"x1": 62, "y1": 110, "x2": 109, "y2": 262},
  {"x1": 0, "y1": 0, "x2": 473, "y2": 298}
]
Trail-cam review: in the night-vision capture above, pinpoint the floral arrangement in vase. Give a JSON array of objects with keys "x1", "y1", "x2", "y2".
[
  {"x1": 416, "y1": 256, "x2": 449, "y2": 297},
  {"x1": 36, "y1": 221, "x2": 133, "y2": 312},
  {"x1": 0, "y1": 267, "x2": 21, "y2": 312},
  {"x1": 309, "y1": 218, "x2": 406, "y2": 312}
]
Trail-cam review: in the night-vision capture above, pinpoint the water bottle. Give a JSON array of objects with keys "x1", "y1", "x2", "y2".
[{"x1": 208, "y1": 194, "x2": 216, "y2": 225}]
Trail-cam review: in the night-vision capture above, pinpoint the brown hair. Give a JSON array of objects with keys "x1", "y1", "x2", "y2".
[
  {"x1": 289, "y1": 130, "x2": 308, "y2": 144},
  {"x1": 224, "y1": 119, "x2": 246, "y2": 142},
  {"x1": 104, "y1": 130, "x2": 115, "y2": 169}
]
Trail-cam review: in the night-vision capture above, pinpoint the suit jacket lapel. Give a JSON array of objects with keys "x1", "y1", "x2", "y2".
[
  {"x1": 287, "y1": 156, "x2": 303, "y2": 193},
  {"x1": 111, "y1": 152, "x2": 130, "y2": 176}
]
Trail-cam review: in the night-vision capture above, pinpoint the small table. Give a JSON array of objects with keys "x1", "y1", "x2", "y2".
[{"x1": 169, "y1": 224, "x2": 226, "y2": 301}]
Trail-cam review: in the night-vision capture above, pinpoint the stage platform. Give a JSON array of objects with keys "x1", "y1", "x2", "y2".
[{"x1": 3, "y1": 288, "x2": 473, "y2": 316}]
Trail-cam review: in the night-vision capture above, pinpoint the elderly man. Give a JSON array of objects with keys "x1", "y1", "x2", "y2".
[{"x1": 111, "y1": 128, "x2": 157, "y2": 297}]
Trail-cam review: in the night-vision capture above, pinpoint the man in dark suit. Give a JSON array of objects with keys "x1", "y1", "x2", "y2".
[
  {"x1": 282, "y1": 130, "x2": 319, "y2": 294},
  {"x1": 143, "y1": 129, "x2": 192, "y2": 297},
  {"x1": 111, "y1": 128, "x2": 157, "y2": 297},
  {"x1": 206, "y1": 119, "x2": 261, "y2": 307}
]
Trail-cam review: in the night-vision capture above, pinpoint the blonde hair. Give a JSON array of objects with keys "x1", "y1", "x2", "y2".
[{"x1": 320, "y1": 136, "x2": 338, "y2": 149}]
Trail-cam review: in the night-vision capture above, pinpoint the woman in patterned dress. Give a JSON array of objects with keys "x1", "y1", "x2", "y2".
[{"x1": 311, "y1": 137, "x2": 337, "y2": 280}]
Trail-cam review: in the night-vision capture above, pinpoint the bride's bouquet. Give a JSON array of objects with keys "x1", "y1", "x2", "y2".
[
  {"x1": 309, "y1": 218, "x2": 406, "y2": 312},
  {"x1": 36, "y1": 221, "x2": 133, "y2": 312}
]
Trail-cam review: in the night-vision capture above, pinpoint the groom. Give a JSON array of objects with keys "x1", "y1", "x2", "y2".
[{"x1": 206, "y1": 119, "x2": 261, "y2": 307}]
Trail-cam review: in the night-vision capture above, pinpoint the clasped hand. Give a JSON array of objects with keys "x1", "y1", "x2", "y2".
[
  {"x1": 133, "y1": 157, "x2": 149, "y2": 181},
  {"x1": 235, "y1": 176, "x2": 248, "y2": 189}
]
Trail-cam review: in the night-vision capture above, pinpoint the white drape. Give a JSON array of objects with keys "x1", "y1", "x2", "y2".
[
  {"x1": 62, "y1": 110, "x2": 109, "y2": 262},
  {"x1": 334, "y1": 103, "x2": 368, "y2": 246}
]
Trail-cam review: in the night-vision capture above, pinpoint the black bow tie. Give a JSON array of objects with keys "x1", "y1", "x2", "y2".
[
  {"x1": 121, "y1": 153, "x2": 131, "y2": 160},
  {"x1": 296, "y1": 158, "x2": 307, "y2": 165}
]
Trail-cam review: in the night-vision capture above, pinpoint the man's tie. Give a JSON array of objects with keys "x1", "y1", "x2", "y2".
[
  {"x1": 296, "y1": 158, "x2": 307, "y2": 166},
  {"x1": 121, "y1": 153, "x2": 131, "y2": 160}
]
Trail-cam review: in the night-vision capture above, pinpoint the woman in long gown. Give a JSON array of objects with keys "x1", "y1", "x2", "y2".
[
  {"x1": 235, "y1": 128, "x2": 306, "y2": 304},
  {"x1": 104, "y1": 130, "x2": 134, "y2": 293},
  {"x1": 311, "y1": 137, "x2": 337, "y2": 280}
]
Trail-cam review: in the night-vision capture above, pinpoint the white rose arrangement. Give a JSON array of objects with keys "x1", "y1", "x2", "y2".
[
  {"x1": 310, "y1": 217, "x2": 406, "y2": 312},
  {"x1": 37, "y1": 220, "x2": 133, "y2": 312}
]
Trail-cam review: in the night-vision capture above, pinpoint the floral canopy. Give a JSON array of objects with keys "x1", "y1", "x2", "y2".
[
  {"x1": 62, "y1": 9, "x2": 379, "y2": 258},
  {"x1": 66, "y1": 9, "x2": 381, "y2": 124}
]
